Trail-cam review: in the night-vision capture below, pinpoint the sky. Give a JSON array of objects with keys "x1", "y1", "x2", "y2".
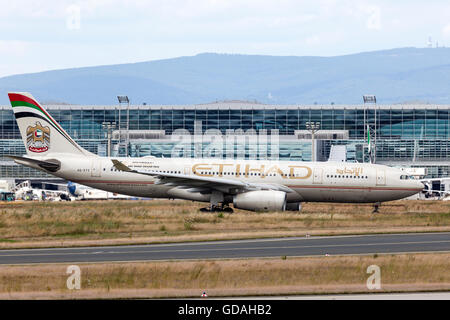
[{"x1": 1, "y1": 0, "x2": 450, "y2": 77}]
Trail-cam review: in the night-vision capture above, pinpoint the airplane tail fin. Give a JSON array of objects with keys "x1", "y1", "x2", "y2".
[{"x1": 8, "y1": 92, "x2": 94, "y2": 157}]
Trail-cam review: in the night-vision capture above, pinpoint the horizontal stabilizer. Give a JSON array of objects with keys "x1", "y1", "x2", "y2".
[
  {"x1": 6, "y1": 155, "x2": 61, "y2": 172},
  {"x1": 111, "y1": 159, "x2": 133, "y2": 172}
]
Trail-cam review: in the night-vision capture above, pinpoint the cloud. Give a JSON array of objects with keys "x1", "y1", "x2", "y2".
[
  {"x1": 0, "y1": 40, "x2": 30, "y2": 55},
  {"x1": 4, "y1": 0, "x2": 450, "y2": 78},
  {"x1": 443, "y1": 24, "x2": 450, "y2": 38},
  {"x1": 366, "y1": 5, "x2": 381, "y2": 30},
  {"x1": 305, "y1": 35, "x2": 321, "y2": 46},
  {"x1": 66, "y1": 4, "x2": 81, "y2": 30},
  {"x1": 0, "y1": 40, "x2": 45, "y2": 76}
]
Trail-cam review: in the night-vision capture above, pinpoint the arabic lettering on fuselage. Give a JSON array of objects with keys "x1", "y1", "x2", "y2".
[{"x1": 336, "y1": 167, "x2": 363, "y2": 176}]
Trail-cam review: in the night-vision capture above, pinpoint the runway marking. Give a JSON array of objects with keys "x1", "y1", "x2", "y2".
[
  {"x1": 3, "y1": 251, "x2": 450, "y2": 266},
  {"x1": 1, "y1": 232, "x2": 449, "y2": 253},
  {"x1": 1, "y1": 240, "x2": 449, "y2": 259}
]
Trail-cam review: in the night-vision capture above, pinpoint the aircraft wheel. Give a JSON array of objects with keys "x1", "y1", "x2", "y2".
[
  {"x1": 372, "y1": 202, "x2": 381, "y2": 214},
  {"x1": 223, "y1": 207, "x2": 234, "y2": 213}
]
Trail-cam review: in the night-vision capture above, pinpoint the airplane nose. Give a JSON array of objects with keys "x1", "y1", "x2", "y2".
[{"x1": 416, "y1": 180, "x2": 425, "y2": 191}]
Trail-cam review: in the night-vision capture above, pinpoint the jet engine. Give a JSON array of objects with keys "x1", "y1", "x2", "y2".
[
  {"x1": 233, "y1": 190, "x2": 286, "y2": 212},
  {"x1": 285, "y1": 202, "x2": 302, "y2": 211}
]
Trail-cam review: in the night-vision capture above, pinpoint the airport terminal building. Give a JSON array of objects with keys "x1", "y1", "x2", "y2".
[{"x1": 0, "y1": 101, "x2": 449, "y2": 182}]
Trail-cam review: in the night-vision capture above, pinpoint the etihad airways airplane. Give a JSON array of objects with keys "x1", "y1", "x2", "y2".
[{"x1": 7, "y1": 92, "x2": 424, "y2": 213}]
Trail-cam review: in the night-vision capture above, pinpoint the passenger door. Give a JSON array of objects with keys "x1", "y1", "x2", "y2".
[
  {"x1": 376, "y1": 168, "x2": 386, "y2": 186},
  {"x1": 313, "y1": 167, "x2": 323, "y2": 184},
  {"x1": 91, "y1": 159, "x2": 102, "y2": 177}
]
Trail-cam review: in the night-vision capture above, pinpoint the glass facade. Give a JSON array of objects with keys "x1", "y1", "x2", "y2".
[{"x1": 0, "y1": 102, "x2": 449, "y2": 179}]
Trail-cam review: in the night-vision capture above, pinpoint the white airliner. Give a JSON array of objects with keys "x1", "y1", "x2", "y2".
[
  {"x1": 7, "y1": 92, "x2": 424, "y2": 212},
  {"x1": 67, "y1": 181, "x2": 139, "y2": 200}
]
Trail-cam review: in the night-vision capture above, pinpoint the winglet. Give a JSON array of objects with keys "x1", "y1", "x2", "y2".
[{"x1": 112, "y1": 159, "x2": 133, "y2": 172}]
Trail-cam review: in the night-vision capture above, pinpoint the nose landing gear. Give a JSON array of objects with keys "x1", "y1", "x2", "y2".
[{"x1": 372, "y1": 202, "x2": 381, "y2": 214}]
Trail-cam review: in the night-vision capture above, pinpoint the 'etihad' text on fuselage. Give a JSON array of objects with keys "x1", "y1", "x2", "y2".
[{"x1": 192, "y1": 163, "x2": 312, "y2": 179}]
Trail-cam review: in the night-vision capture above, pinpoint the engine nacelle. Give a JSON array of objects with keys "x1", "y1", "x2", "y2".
[
  {"x1": 233, "y1": 190, "x2": 286, "y2": 212},
  {"x1": 285, "y1": 202, "x2": 302, "y2": 211}
]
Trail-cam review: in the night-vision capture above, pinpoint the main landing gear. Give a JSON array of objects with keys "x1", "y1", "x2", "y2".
[
  {"x1": 200, "y1": 205, "x2": 234, "y2": 213},
  {"x1": 199, "y1": 190, "x2": 234, "y2": 213}
]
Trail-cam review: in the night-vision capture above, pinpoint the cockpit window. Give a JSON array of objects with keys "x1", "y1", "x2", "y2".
[{"x1": 400, "y1": 175, "x2": 415, "y2": 180}]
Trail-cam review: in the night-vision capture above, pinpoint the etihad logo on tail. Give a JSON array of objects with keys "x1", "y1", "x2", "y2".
[{"x1": 26, "y1": 121, "x2": 50, "y2": 153}]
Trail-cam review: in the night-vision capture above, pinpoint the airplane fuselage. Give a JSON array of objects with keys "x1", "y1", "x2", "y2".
[
  {"x1": 46, "y1": 155, "x2": 423, "y2": 204},
  {"x1": 7, "y1": 92, "x2": 425, "y2": 212}
]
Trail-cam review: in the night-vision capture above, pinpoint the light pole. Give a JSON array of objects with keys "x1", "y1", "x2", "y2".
[
  {"x1": 117, "y1": 95, "x2": 130, "y2": 157},
  {"x1": 306, "y1": 121, "x2": 320, "y2": 162},
  {"x1": 363, "y1": 95, "x2": 377, "y2": 163},
  {"x1": 102, "y1": 121, "x2": 116, "y2": 157}
]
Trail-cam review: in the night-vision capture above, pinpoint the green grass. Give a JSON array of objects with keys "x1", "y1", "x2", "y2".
[
  {"x1": 0, "y1": 239, "x2": 16, "y2": 243},
  {"x1": 0, "y1": 200, "x2": 448, "y2": 248},
  {"x1": 2, "y1": 253, "x2": 449, "y2": 298}
]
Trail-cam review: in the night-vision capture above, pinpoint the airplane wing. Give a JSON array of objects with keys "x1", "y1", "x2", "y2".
[{"x1": 112, "y1": 159, "x2": 294, "y2": 194}]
